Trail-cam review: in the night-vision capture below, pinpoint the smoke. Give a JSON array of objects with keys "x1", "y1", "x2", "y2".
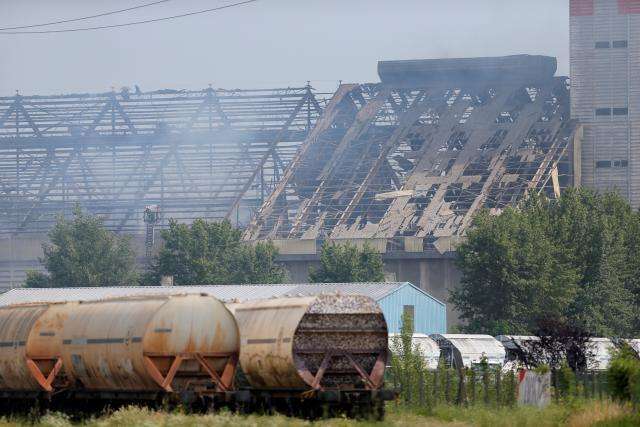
[{"x1": 0, "y1": 0, "x2": 569, "y2": 95}]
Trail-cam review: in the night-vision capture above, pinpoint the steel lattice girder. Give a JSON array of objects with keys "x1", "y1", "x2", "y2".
[{"x1": 0, "y1": 87, "x2": 330, "y2": 234}]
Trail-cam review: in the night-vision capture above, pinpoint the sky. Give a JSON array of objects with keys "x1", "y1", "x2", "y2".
[{"x1": 0, "y1": 0, "x2": 569, "y2": 95}]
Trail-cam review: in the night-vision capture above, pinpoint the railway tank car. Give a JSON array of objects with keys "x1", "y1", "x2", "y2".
[
  {"x1": 0, "y1": 294, "x2": 239, "y2": 404},
  {"x1": 0, "y1": 291, "x2": 395, "y2": 419},
  {"x1": 228, "y1": 294, "x2": 394, "y2": 418},
  {"x1": 57, "y1": 294, "x2": 238, "y2": 398},
  {"x1": 0, "y1": 303, "x2": 52, "y2": 394}
]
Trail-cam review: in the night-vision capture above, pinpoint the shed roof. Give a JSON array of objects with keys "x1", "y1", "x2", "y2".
[
  {"x1": 388, "y1": 333, "x2": 441, "y2": 370},
  {"x1": 431, "y1": 334, "x2": 506, "y2": 367},
  {"x1": 0, "y1": 282, "x2": 435, "y2": 307},
  {"x1": 496, "y1": 335, "x2": 539, "y2": 351},
  {"x1": 496, "y1": 335, "x2": 617, "y2": 371}
]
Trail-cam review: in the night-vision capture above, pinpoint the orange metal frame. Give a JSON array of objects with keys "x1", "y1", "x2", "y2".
[
  {"x1": 26, "y1": 357, "x2": 63, "y2": 392},
  {"x1": 143, "y1": 352, "x2": 238, "y2": 393},
  {"x1": 298, "y1": 350, "x2": 387, "y2": 391}
]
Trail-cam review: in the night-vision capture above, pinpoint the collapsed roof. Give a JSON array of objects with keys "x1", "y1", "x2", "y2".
[{"x1": 244, "y1": 55, "x2": 579, "y2": 252}]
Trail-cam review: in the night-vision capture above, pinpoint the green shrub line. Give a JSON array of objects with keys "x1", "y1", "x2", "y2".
[
  {"x1": 388, "y1": 359, "x2": 622, "y2": 410},
  {"x1": 387, "y1": 364, "x2": 519, "y2": 408},
  {"x1": 386, "y1": 314, "x2": 640, "y2": 411}
]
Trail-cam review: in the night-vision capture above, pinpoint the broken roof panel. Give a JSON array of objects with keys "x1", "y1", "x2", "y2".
[{"x1": 244, "y1": 56, "x2": 579, "y2": 252}]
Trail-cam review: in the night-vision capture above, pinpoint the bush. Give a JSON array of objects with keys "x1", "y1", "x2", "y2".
[
  {"x1": 556, "y1": 363, "x2": 577, "y2": 400},
  {"x1": 453, "y1": 188, "x2": 640, "y2": 337},
  {"x1": 608, "y1": 343, "x2": 640, "y2": 403},
  {"x1": 25, "y1": 206, "x2": 138, "y2": 288},
  {"x1": 144, "y1": 219, "x2": 286, "y2": 286},
  {"x1": 388, "y1": 312, "x2": 428, "y2": 407},
  {"x1": 309, "y1": 242, "x2": 384, "y2": 283}
]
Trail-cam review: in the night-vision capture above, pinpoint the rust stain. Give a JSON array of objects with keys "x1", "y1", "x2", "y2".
[{"x1": 0, "y1": 294, "x2": 239, "y2": 394}]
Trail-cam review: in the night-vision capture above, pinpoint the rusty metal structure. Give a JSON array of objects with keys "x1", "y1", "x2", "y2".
[
  {"x1": 0, "y1": 303, "x2": 51, "y2": 391},
  {"x1": 0, "y1": 291, "x2": 394, "y2": 417},
  {"x1": 0, "y1": 86, "x2": 328, "y2": 234},
  {"x1": 244, "y1": 55, "x2": 581, "y2": 254},
  {"x1": 229, "y1": 294, "x2": 388, "y2": 391},
  {"x1": 0, "y1": 294, "x2": 239, "y2": 398}
]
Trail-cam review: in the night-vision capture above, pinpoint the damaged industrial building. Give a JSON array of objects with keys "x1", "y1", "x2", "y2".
[
  {"x1": 0, "y1": 55, "x2": 582, "y2": 327},
  {"x1": 0, "y1": 86, "x2": 328, "y2": 284},
  {"x1": 245, "y1": 55, "x2": 579, "y2": 245},
  {"x1": 243, "y1": 55, "x2": 581, "y2": 324}
]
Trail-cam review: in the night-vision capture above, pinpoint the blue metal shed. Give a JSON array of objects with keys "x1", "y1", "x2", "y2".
[
  {"x1": 375, "y1": 282, "x2": 446, "y2": 335},
  {"x1": 0, "y1": 281, "x2": 447, "y2": 334}
]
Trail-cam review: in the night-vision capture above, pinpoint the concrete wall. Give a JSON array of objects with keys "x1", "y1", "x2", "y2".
[
  {"x1": 0, "y1": 232, "x2": 464, "y2": 329},
  {"x1": 0, "y1": 233, "x2": 153, "y2": 287},
  {"x1": 0, "y1": 234, "x2": 46, "y2": 286},
  {"x1": 571, "y1": 0, "x2": 640, "y2": 207}
]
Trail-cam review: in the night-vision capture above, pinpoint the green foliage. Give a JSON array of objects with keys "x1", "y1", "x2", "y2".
[
  {"x1": 534, "y1": 364, "x2": 551, "y2": 375},
  {"x1": 25, "y1": 206, "x2": 138, "y2": 288},
  {"x1": 388, "y1": 313, "x2": 518, "y2": 409},
  {"x1": 0, "y1": 401, "x2": 634, "y2": 427},
  {"x1": 556, "y1": 363, "x2": 577, "y2": 400},
  {"x1": 24, "y1": 271, "x2": 51, "y2": 288},
  {"x1": 308, "y1": 242, "x2": 385, "y2": 283},
  {"x1": 607, "y1": 343, "x2": 640, "y2": 403},
  {"x1": 419, "y1": 400, "x2": 627, "y2": 427},
  {"x1": 389, "y1": 312, "x2": 427, "y2": 407},
  {"x1": 8, "y1": 402, "x2": 627, "y2": 427},
  {"x1": 453, "y1": 188, "x2": 640, "y2": 336},
  {"x1": 144, "y1": 218, "x2": 286, "y2": 286}
]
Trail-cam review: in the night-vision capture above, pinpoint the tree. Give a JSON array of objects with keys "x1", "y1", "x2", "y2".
[
  {"x1": 608, "y1": 342, "x2": 640, "y2": 402},
  {"x1": 309, "y1": 242, "x2": 385, "y2": 283},
  {"x1": 452, "y1": 188, "x2": 640, "y2": 337},
  {"x1": 389, "y1": 311, "x2": 426, "y2": 405},
  {"x1": 24, "y1": 271, "x2": 51, "y2": 288},
  {"x1": 526, "y1": 318, "x2": 594, "y2": 372},
  {"x1": 25, "y1": 206, "x2": 138, "y2": 288},
  {"x1": 143, "y1": 218, "x2": 286, "y2": 285}
]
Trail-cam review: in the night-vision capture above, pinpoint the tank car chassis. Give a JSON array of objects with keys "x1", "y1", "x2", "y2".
[{"x1": 0, "y1": 386, "x2": 395, "y2": 420}]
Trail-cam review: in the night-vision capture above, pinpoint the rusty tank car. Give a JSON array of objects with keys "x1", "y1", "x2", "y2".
[
  {"x1": 55, "y1": 294, "x2": 238, "y2": 397},
  {"x1": 0, "y1": 303, "x2": 53, "y2": 393},
  {"x1": 0, "y1": 294, "x2": 239, "y2": 404},
  {"x1": 0, "y1": 291, "x2": 394, "y2": 419},
  {"x1": 228, "y1": 294, "x2": 393, "y2": 418}
]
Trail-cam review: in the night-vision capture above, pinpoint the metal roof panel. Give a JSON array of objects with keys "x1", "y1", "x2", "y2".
[{"x1": 0, "y1": 282, "x2": 411, "y2": 307}]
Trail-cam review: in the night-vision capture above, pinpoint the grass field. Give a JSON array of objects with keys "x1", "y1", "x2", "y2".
[{"x1": 0, "y1": 400, "x2": 636, "y2": 427}]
